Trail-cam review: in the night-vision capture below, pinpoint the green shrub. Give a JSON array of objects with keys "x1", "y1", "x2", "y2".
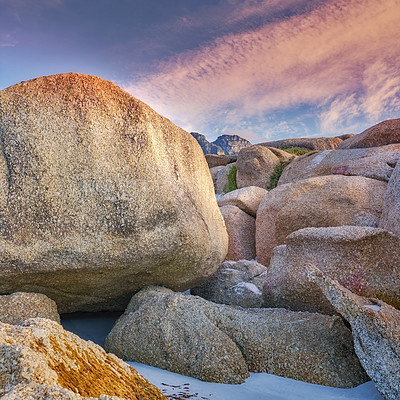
[
  {"x1": 281, "y1": 147, "x2": 312, "y2": 156},
  {"x1": 225, "y1": 165, "x2": 237, "y2": 193},
  {"x1": 269, "y1": 161, "x2": 290, "y2": 189}
]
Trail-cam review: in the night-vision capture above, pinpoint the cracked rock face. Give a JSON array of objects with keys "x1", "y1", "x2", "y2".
[
  {"x1": 0, "y1": 73, "x2": 228, "y2": 312},
  {"x1": 307, "y1": 265, "x2": 400, "y2": 400},
  {"x1": 0, "y1": 318, "x2": 166, "y2": 400},
  {"x1": 105, "y1": 286, "x2": 368, "y2": 388}
]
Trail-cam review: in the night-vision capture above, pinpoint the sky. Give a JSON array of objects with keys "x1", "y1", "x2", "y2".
[{"x1": 0, "y1": 0, "x2": 399, "y2": 143}]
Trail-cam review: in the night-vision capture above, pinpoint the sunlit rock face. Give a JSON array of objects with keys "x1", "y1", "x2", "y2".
[
  {"x1": 0, "y1": 73, "x2": 228, "y2": 312},
  {"x1": 337, "y1": 118, "x2": 400, "y2": 149},
  {"x1": 0, "y1": 318, "x2": 167, "y2": 400}
]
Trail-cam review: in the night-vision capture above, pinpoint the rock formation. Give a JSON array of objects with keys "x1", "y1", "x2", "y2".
[
  {"x1": 380, "y1": 155, "x2": 400, "y2": 237},
  {"x1": 191, "y1": 260, "x2": 267, "y2": 308},
  {"x1": 279, "y1": 145, "x2": 400, "y2": 185},
  {"x1": 258, "y1": 136, "x2": 343, "y2": 150},
  {"x1": 256, "y1": 175, "x2": 386, "y2": 265},
  {"x1": 220, "y1": 205, "x2": 256, "y2": 260},
  {"x1": 236, "y1": 146, "x2": 281, "y2": 189},
  {"x1": 217, "y1": 186, "x2": 267, "y2": 217},
  {"x1": 0, "y1": 318, "x2": 166, "y2": 400},
  {"x1": 0, "y1": 73, "x2": 228, "y2": 312},
  {"x1": 0, "y1": 292, "x2": 60, "y2": 325},
  {"x1": 338, "y1": 118, "x2": 400, "y2": 149},
  {"x1": 308, "y1": 265, "x2": 400, "y2": 400},
  {"x1": 264, "y1": 226, "x2": 400, "y2": 314},
  {"x1": 105, "y1": 286, "x2": 367, "y2": 388}
]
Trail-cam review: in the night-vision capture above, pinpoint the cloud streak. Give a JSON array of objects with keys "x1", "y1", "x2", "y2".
[{"x1": 126, "y1": 0, "x2": 400, "y2": 140}]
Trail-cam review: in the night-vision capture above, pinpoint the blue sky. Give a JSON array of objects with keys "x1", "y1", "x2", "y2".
[{"x1": 1, "y1": 0, "x2": 399, "y2": 143}]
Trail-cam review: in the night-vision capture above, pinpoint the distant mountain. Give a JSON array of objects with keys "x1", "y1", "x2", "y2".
[
  {"x1": 190, "y1": 132, "x2": 251, "y2": 155},
  {"x1": 190, "y1": 132, "x2": 224, "y2": 155},
  {"x1": 213, "y1": 134, "x2": 252, "y2": 155}
]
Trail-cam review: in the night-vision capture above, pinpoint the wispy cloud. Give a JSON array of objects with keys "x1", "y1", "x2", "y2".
[{"x1": 126, "y1": 0, "x2": 400, "y2": 140}]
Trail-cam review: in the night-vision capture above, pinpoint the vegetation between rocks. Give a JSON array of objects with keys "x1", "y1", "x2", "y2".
[
  {"x1": 225, "y1": 165, "x2": 237, "y2": 193},
  {"x1": 269, "y1": 161, "x2": 290, "y2": 189},
  {"x1": 281, "y1": 147, "x2": 312, "y2": 156}
]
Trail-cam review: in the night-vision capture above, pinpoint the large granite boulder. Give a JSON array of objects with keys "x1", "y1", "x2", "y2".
[
  {"x1": 380, "y1": 158, "x2": 400, "y2": 237},
  {"x1": 264, "y1": 227, "x2": 400, "y2": 314},
  {"x1": 105, "y1": 286, "x2": 367, "y2": 387},
  {"x1": 220, "y1": 205, "x2": 256, "y2": 261},
  {"x1": 258, "y1": 136, "x2": 343, "y2": 151},
  {"x1": 0, "y1": 292, "x2": 60, "y2": 325},
  {"x1": 217, "y1": 186, "x2": 267, "y2": 217},
  {"x1": 0, "y1": 318, "x2": 166, "y2": 400},
  {"x1": 308, "y1": 265, "x2": 400, "y2": 400},
  {"x1": 190, "y1": 132, "x2": 224, "y2": 155},
  {"x1": 256, "y1": 175, "x2": 386, "y2": 265},
  {"x1": 338, "y1": 118, "x2": 400, "y2": 149},
  {"x1": 0, "y1": 73, "x2": 228, "y2": 313},
  {"x1": 236, "y1": 145, "x2": 281, "y2": 189},
  {"x1": 279, "y1": 145, "x2": 400, "y2": 185},
  {"x1": 191, "y1": 260, "x2": 267, "y2": 308}
]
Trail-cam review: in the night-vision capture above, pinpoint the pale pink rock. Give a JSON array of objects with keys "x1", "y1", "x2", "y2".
[
  {"x1": 220, "y1": 205, "x2": 256, "y2": 261},
  {"x1": 256, "y1": 175, "x2": 386, "y2": 265}
]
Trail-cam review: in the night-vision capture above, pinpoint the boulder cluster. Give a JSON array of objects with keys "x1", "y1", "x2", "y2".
[{"x1": 0, "y1": 73, "x2": 399, "y2": 400}]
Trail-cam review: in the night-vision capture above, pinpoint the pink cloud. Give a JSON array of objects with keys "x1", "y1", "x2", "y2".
[{"x1": 125, "y1": 0, "x2": 400, "y2": 138}]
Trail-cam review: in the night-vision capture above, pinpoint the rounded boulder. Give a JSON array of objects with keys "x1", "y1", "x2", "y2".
[{"x1": 0, "y1": 73, "x2": 228, "y2": 312}]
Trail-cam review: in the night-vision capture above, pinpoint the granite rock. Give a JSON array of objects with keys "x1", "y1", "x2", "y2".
[
  {"x1": 0, "y1": 292, "x2": 60, "y2": 325},
  {"x1": 308, "y1": 265, "x2": 400, "y2": 400},
  {"x1": 338, "y1": 118, "x2": 400, "y2": 149},
  {"x1": 220, "y1": 205, "x2": 256, "y2": 261},
  {"x1": 0, "y1": 73, "x2": 228, "y2": 312},
  {"x1": 0, "y1": 318, "x2": 166, "y2": 400},
  {"x1": 279, "y1": 145, "x2": 400, "y2": 185},
  {"x1": 264, "y1": 226, "x2": 400, "y2": 314},
  {"x1": 217, "y1": 186, "x2": 267, "y2": 217},
  {"x1": 256, "y1": 175, "x2": 386, "y2": 265},
  {"x1": 105, "y1": 286, "x2": 368, "y2": 387},
  {"x1": 236, "y1": 145, "x2": 281, "y2": 189},
  {"x1": 191, "y1": 260, "x2": 267, "y2": 308}
]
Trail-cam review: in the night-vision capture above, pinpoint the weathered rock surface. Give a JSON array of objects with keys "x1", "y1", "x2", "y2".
[
  {"x1": 0, "y1": 318, "x2": 166, "y2": 400},
  {"x1": 308, "y1": 265, "x2": 400, "y2": 400},
  {"x1": 264, "y1": 227, "x2": 400, "y2": 314},
  {"x1": 205, "y1": 154, "x2": 237, "y2": 168},
  {"x1": 217, "y1": 186, "x2": 267, "y2": 217},
  {"x1": 213, "y1": 134, "x2": 252, "y2": 155},
  {"x1": 191, "y1": 260, "x2": 267, "y2": 308},
  {"x1": 209, "y1": 165, "x2": 225, "y2": 188},
  {"x1": 338, "y1": 118, "x2": 400, "y2": 149},
  {"x1": 215, "y1": 162, "x2": 236, "y2": 194},
  {"x1": 279, "y1": 145, "x2": 400, "y2": 185},
  {"x1": 380, "y1": 158, "x2": 400, "y2": 237},
  {"x1": 258, "y1": 136, "x2": 343, "y2": 151},
  {"x1": 105, "y1": 286, "x2": 367, "y2": 387},
  {"x1": 266, "y1": 147, "x2": 295, "y2": 162},
  {"x1": 190, "y1": 132, "x2": 224, "y2": 155},
  {"x1": 256, "y1": 175, "x2": 386, "y2": 265},
  {"x1": 220, "y1": 205, "x2": 256, "y2": 261},
  {"x1": 0, "y1": 73, "x2": 228, "y2": 313},
  {"x1": 0, "y1": 292, "x2": 60, "y2": 325},
  {"x1": 236, "y1": 145, "x2": 281, "y2": 189}
]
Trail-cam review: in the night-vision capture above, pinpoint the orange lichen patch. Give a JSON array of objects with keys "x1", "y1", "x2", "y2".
[{"x1": 42, "y1": 337, "x2": 166, "y2": 400}]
